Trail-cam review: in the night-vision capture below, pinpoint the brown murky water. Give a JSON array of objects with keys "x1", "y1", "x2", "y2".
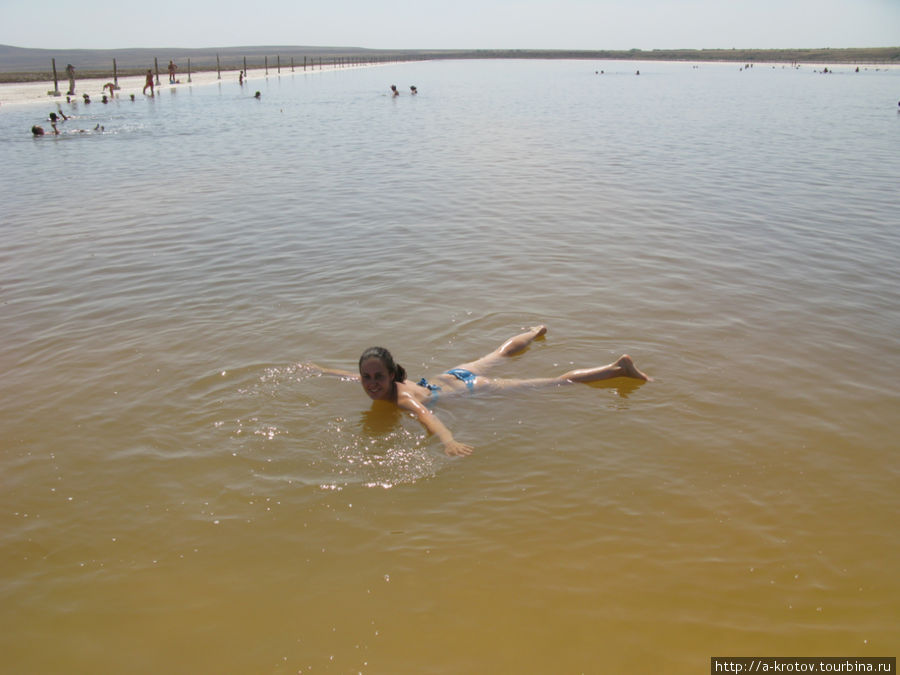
[{"x1": 2, "y1": 60, "x2": 898, "y2": 673}]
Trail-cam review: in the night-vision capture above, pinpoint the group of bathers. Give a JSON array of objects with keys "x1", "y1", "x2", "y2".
[{"x1": 417, "y1": 368, "x2": 478, "y2": 403}]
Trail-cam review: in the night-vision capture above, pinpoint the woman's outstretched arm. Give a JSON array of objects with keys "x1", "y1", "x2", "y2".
[
  {"x1": 303, "y1": 362, "x2": 360, "y2": 380},
  {"x1": 397, "y1": 394, "x2": 473, "y2": 457}
]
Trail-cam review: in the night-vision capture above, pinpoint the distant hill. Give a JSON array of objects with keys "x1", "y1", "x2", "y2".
[
  {"x1": 2, "y1": 43, "x2": 897, "y2": 82},
  {"x1": 0, "y1": 44, "x2": 391, "y2": 80}
]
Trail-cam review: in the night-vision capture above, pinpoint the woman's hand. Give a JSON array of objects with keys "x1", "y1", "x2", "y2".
[{"x1": 443, "y1": 439, "x2": 474, "y2": 457}]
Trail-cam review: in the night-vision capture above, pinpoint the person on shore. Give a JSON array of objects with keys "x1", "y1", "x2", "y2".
[
  {"x1": 168, "y1": 60, "x2": 177, "y2": 84},
  {"x1": 143, "y1": 70, "x2": 154, "y2": 96},
  {"x1": 306, "y1": 325, "x2": 651, "y2": 457},
  {"x1": 65, "y1": 64, "x2": 76, "y2": 95}
]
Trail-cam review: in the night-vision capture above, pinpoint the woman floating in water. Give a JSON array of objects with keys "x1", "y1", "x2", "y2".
[{"x1": 307, "y1": 325, "x2": 651, "y2": 457}]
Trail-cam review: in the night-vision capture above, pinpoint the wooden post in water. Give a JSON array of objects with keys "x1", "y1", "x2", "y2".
[
  {"x1": 217, "y1": 54, "x2": 221, "y2": 80},
  {"x1": 243, "y1": 57, "x2": 247, "y2": 79},
  {"x1": 113, "y1": 58, "x2": 119, "y2": 88},
  {"x1": 49, "y1": 58, "x2": 60, "y2": 96},
  {"x1": 303, "y1": 56, "x2": 307, "y2": 71},
  {"x1": 154, "y1": 57, "x2": 160, "y2": 85},
  {"x1": 277, "y1": 55, "x2": 281, "y2": 73},
  {"x1": 291, "y1": 57, "x2": 294, "y2": 72},
  {"x1": 187, "y1": 58, "x2": 192, "y2": 83},
  {"x1": 265, "y1": 56, "x2": 268, "y2": 76}
]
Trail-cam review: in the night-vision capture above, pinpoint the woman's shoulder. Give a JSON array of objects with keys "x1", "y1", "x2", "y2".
[{"x1": 396, "y1": 379, "x2": 432, "y2": 406}]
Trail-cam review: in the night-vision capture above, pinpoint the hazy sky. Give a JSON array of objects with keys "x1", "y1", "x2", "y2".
[{"x1": 1, "y1": 0, "x2": 898, "y2": 50}]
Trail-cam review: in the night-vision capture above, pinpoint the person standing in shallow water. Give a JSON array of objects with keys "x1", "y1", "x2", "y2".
[
  {"x1": 65, "y1": 64, "x2": 76, "y2": 95},
  {"x1": 143, "y1": 70, "x2": 154, "y2": 96},
  {"x1": 306, "y1": 325, "x2": 651, "y2": 457}
]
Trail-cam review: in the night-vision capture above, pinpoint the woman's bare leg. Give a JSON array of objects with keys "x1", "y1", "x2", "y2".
[
  {"x1": 454, "y1": 325, "x2": 547, "y2": 374},
  {"x1": 561, "y1": 355, "x2": 652, "y2": 383},
  {"x1": 482, "y1": 355, "x2": 651, "y2": 392},
  {"x1": 497, "y1": 325, "x2": 547, "y2": 356}
]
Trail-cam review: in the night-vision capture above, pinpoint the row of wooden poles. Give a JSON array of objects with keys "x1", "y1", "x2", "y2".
[{"x1": 48, "y1": 53, "x2": 404, "y2": 95}]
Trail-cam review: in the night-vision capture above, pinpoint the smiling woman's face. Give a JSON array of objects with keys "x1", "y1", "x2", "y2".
[{"x1": 359, "y1": 357, "x2": 394, "y2": 401}]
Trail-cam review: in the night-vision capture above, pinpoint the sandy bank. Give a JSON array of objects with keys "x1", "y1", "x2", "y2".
[{"x1": 0, "y1": 63, "x2": 377, "y2": 109}]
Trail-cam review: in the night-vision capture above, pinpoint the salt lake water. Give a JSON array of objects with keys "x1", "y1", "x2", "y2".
[{"x1": 2, "y1": 59, "x2": 899, "y2": 673}]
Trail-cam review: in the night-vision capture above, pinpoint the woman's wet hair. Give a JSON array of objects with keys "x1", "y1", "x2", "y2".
[{"x1": 359, "y1": 346, "x2": 407, "y2": 382}]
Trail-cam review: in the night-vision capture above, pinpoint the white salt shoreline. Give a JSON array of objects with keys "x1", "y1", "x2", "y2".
[
  {"x1": 0, "y1": 62, "x2": 380, "y2": 109},
  {"x1": 3, "y1": 59, "x2": 894, "y2": 110}
]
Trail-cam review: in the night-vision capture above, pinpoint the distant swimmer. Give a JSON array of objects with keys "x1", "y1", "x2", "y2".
[
  {"x1": 82, "y1": 93, "x2": 91, "y2": 104},
  {"x1": 103, "y1": 82, "x2": 117, "y2": 96},
  {"x1": 143, "y1": 69, "x2": 154, "y2": 96},
  {"x1": 254, "y1": 91, "x2": 261, "y2": 99},
  {"x1": 305, "y1": 325, "x2": 651, "y2": 457},
  {"x1": 32, "y1": 123, "x2": 60, "y2": 136},
  {"x1": 410, "y1": 85, "x2": 417, "y2": 94},
  {"x1": 390, "y1": 84, "x2": 399, "y2": 97}
]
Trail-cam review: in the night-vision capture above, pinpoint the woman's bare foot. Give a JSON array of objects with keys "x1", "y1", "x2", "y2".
[{"x1": 616, "y1": 354, "x2": 652, "y2": 382}]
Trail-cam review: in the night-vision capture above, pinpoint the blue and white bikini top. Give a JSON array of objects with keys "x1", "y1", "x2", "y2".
[
  {"x1": 417, "y1": 368, "x2": 478, "y2": 405},
  {"x1": 417, "y1": 377, "x2": 441, "y2": 405}
]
